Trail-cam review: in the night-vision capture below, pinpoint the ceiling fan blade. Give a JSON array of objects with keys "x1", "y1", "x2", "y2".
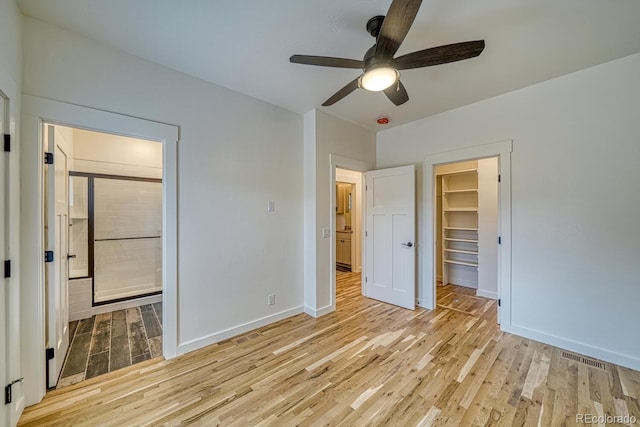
[
  {"x1": 322, "y1": 76, "x2": 361, "y2": 106},
  {"x1": 384, "y1": 80, "x2": 409, "y2": 106},
  {"x1": 375, "y1": 0, "x2": 423, "y2": 59},
  {"x1": 290, "y1": 55, "x2": 364, "y2": 69},
  {"x1": 393, "y1": 40, "x2": 485, "y2": 70}
]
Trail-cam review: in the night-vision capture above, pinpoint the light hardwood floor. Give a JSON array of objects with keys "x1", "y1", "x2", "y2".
[{"x1": 19, "y1": 273, "x2": 640, "y2": 426}]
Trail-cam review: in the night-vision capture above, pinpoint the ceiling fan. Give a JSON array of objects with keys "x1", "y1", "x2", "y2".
[{"x1": 289, "y1": 0, "x2": 485, "y2": 107}]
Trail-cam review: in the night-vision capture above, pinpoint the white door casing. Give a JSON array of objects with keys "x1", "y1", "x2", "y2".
[
  {"x1": 1, "y1": 71, "x2": 23, "y2": 425},
  {"x1": 364, "y1": 165, "x2": 416, "y2": 310},
  {"x1": 0, "y1": 87, "x2": 7, "y2": 426},
  {"x1": 45, "y1": 125, "x2": 70, "y2": 388}
]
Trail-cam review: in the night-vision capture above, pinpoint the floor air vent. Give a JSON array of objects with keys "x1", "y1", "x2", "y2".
[{"x1": 560, "y1": 351, "x2": 606, "y2": 371}]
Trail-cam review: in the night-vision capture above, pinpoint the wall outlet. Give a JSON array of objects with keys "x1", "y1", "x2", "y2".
[
  {"x1": 322, "y1": 228, "x2": 330, "y2": 238},
  {"x1": 268, "y1": 293, "x2": 276, "y2": 306},
  {"x1": 267, "y1": 200, "x2": 275, "y2": 212}
]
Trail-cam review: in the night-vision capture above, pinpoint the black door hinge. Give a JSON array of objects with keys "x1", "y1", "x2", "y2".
[
  {"x1": 46, "y1": 348, "x2": 55, "y2": 360},
  {"x1": 4, "y1": 260, "x2": 10, "y2": 278},
  {"x1": 3, "y1": 134, "x2": 10, "y2": 152},
  {"x1": 44, "y1": 152, "x2": 54, "y2": 164},
  {"x1": 5, "y1": 378, "x2": 23, "y2": 404},
  {"x1": 498, "y1": 174, "x2": 501, "y2": 183},
  {"x1": 498, "y1": 299, "x2": 502, "y2": 307},
  {"x1": 44, "y1": 251, "x2": 54, "y2": 263},
  {"x1": 498, "y1": 236, "x2": 502, "y2": 245}
]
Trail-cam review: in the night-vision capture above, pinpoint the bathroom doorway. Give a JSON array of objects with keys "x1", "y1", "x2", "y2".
[
  {"x1": 335, "y1": 168, "x2": 363, "y2": 307},
  {"x1": 45, "y1": 125, "x2": 164, "y2": 389}
]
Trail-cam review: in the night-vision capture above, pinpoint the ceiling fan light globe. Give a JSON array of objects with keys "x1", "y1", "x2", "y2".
[{"x1": 360, "y1": 66, "x2": 399, "y2": 91}]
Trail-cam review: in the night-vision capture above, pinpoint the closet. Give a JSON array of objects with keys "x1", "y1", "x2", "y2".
[{"x1": 437, "y1": 158, "x2": 498, "y2": 298}]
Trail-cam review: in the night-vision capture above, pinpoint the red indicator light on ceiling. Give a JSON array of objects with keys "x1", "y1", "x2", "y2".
[{"x1": 377, "y1": 117, "x2": 390, "y2": 125}]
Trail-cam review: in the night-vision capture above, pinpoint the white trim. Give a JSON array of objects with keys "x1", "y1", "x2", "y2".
[
  {"x1": 475, "y1": 289, "x2": 498, "y2": 300},
  {"x1": 20, "y1": 95, "x2": 179, "y2": 406},
  {"x1": 178, "y1": 306, "x2": 304, "y2": 354},
  {"x1": 304, "y1": 304, "x2": 334, "y2": 318},
  {"x1": 328, "y1": 154, "x2": 368, "y2": 314},
  {"x1": 423, "y1": 140, "x2": 512, "y2": 331},
  {"x1": 0, "y1": 63, "x2": 24, "y2": 427},
  {"x1": 508, "y1": 324, "x2": 640, "y2": 372},
  {"x1": 449, "y1": 279, "x2": 477, "y2": 289}
]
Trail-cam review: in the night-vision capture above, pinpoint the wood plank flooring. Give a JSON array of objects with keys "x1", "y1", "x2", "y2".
[
  {"x1": 57, "y1": 303, "x2": 163, "y2": 388},
  {"x1": 20, "y1": 273, "x2": 640, "y2": 426}
]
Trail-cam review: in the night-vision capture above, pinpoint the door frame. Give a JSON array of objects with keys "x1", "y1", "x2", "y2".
[
  {"x1": 329, "y1": 154, "x2": 366, "y2": 310},
  {"x1": 0, "y1": 65, "x2": 22, "y2": 426},
  {"x1": 422, "y1": 140, "x2": 512, "y2": 328},
  {"x1": 20, "y1": 95, "x2": 179, "y2": 406}
]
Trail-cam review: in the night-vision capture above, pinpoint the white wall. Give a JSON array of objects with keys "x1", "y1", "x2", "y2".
[
  {"x1": 477, "y1": 157, "x2": 498, "y2": 299},
  {"x1": 0, "y1": 0, "x2": 21, "y2": 85},
  {"x1": 22, "y1": 17, "x2": 304, "y2": 361},
  {"x1": 73, "y1": 128, "x2": 162, "y2": 178},
  {"x1": 377, "y1": 53, "x2": 640, "y2": 370},
  {"x1": 304, "y1": 110, "x2": 375, "y2": 315}
]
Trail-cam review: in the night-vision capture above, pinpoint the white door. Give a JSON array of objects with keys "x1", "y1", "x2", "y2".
[
  {"x1": 45, "y1": 125, "x2": 70, "y2": 388},
  {"x1": 364, "y1": 165, "x2": 415, "y2": 309}
]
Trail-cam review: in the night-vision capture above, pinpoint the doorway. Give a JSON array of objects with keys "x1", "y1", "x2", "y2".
[
  {"x1": 45, "y1": 124, "x2": 164, "y2": 389},
  {"x1": 434, "y1": 158, "x2": 499, "y2": 320},
  {"x1": 21, "y1": 95, "x2": 178, "y2": 406},
  {"x1": 334, "y1": 168, "x2": 363, "y2": 307},
  {"x1": 422, "y1": 140, "x2": 512, "y2": 328}
]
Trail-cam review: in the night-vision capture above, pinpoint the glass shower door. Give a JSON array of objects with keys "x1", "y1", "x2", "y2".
[{"x1": 93, "y1": 177, "x2": 162, "y2": 303}]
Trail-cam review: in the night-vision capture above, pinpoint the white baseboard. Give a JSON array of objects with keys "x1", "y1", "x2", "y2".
[
  {"x1": 177, "y1": 306, "x2": 304, "y2": 355},
  {"x1": 449, "y1": 278, "x2": 477, "y2": 289},
  {"x1": 507, "y1": 324, "x2": 640, "y2": 372},
  {"x1": 304, "y1": 304, "x2": 335, "y2": 318},
  {"x1": 476, "y1": 289, "x2": 498, "y2": 300},
  {"x1": 91, "y1": 294, "x2": 163, "y2": 316}
]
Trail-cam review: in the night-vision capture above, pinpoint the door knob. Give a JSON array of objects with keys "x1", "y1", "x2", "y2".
[
  {"x1": 67, "y1": 254, "x2": 77, "y2": 259},
  {"x1": 401, "y1": 242, "x2": 413, "y2": 248}
]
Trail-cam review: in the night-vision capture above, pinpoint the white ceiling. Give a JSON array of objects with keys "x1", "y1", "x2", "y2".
[{"x1": 17, "y1": 0, "x2": 640, "y2": 130}]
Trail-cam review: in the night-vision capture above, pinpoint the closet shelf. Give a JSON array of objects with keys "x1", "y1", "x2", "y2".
[
  {"x1": 443, "y1": 227, "x2": 478, "y2": 231},
  {"x1": 444, "y1": 248, "x2": 478, "y2": 255},
  {"x1": 444, "y1": 208, "x2": 478, "y2": 212},
  {"x1": 443, "y1": 238, "x2": 478, "y2": 243},
  {"x1": 443, "y1": 189, "x2": 477, "y2": 194},
  {"x1": 444, "y1": 259, "x2": 478, "y2": 267},
  {"x1": 436, "y1": 168, "x2": 478, "y2": 176}
]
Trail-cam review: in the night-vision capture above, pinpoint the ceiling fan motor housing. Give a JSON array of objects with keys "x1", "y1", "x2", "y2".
[{"x1": 366, "y1": 15, "x2": 385, "y2": 38}]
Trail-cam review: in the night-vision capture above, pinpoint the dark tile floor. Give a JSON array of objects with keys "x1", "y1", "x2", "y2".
[{"x1": 57, "y1": 302, "x2": 163, "y2": 388}]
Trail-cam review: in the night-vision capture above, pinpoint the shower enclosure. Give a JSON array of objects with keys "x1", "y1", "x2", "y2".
[{"x1": 69, "y1": 172, "x2": 162, "y2": 305}]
